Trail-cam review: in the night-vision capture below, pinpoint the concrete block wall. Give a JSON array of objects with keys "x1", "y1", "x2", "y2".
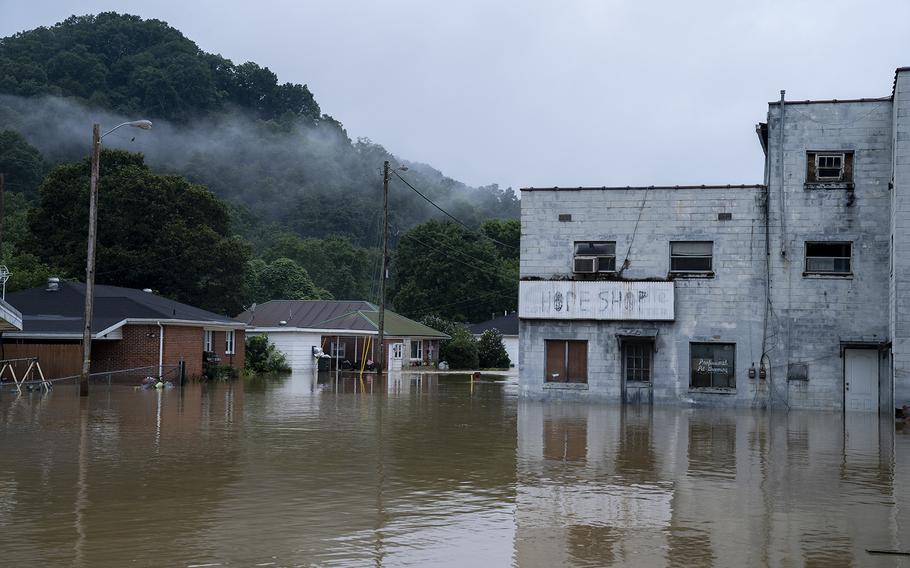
[
  {"x1": 893, "y1": 68, "x2": 910, "y2": 407},
  {"x1": 520, "y1": 186, "x2": 769, "y2": 405},
  {"x1": 765, "y1": 99, "x2": 893, "y2": 409}
]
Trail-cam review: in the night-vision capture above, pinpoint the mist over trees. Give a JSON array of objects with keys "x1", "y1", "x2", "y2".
[{"x1": 0, "y1": 12, "x2": 520, "y2": 321}]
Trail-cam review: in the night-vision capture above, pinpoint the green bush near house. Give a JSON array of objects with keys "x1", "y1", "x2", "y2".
[
  {"x1": 443, "y1": 335, "x2": 480, "y2": 370},
  {"x1": 477, "y1": 329, "x2": 510, "y2": 369},
  {"x1": 245, "y1": 335, "x2": 291, "y2": 374}
]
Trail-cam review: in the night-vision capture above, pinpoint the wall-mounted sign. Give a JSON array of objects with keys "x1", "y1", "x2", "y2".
[{"x1": 519, "y1": 281, "x2": 674, "y2": 321}]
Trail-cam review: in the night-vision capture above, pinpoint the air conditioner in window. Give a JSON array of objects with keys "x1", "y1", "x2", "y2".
[{"x1": 573, "y1": 256, "x2": 598, "y2": 274}]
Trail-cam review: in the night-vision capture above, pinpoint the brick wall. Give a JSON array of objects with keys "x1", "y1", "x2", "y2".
[
  {"x1": 210, "y1": 329, "x2": 246, "y2": 372},
  {"x1": 92, "y1": 324, "x2": 159, "y2": 374},
  {"x1": 163, "y1": 325, "x2": 205, "y2": 378}
]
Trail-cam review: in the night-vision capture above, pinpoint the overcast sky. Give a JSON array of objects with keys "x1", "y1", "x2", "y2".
[{"x1": 2, "y1": 1, "x2": 908, "y2": 190}]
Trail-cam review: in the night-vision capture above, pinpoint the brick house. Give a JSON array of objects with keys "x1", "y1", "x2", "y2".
[{"x1": 3, "y1": 280, "x2": 245, "y2": 380}]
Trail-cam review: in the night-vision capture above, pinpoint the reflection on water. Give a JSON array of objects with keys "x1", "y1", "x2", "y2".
[{"x1": 0, "y1": 374, "x2": 907, "y2": 567}]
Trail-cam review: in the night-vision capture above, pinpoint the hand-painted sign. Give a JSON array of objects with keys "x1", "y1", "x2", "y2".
[{"x1": 519, "y1": 281, "x2": 674, "y2": 321}]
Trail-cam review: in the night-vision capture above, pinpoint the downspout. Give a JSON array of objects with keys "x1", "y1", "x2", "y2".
[
  {"x1": 158, "y1": 321, "x2": 164, "y2": 380},
  {"x1": 778, "y1": 90, "x2": 787, "y2": 257}
]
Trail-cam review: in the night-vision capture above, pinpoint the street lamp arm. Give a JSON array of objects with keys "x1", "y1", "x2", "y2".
[{"x1": 100, "y1": 120, "x2": 153, "y2": 140}]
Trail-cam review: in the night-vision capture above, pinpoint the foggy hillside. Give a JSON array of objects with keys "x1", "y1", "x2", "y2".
[{"x1": 0, "y1": 13, "x2": 518, "y2": 244}]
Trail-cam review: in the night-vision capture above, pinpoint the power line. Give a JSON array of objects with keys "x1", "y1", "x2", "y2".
[
  {"x1": 391, "y1": 170, "x2": 518, "y2": 251},
  {"x1": 401, "y1": 232, "x2": 517, "y2": 285}
]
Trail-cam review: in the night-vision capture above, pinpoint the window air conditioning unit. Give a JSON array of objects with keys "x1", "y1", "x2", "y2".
[{"x1": 573, "y1": 256, "x2": 598, "y2": 274}]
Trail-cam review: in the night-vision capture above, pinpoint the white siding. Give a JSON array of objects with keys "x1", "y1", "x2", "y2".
[{"x1": 504, "y1": 336, "x2": 520, "y2": 368}]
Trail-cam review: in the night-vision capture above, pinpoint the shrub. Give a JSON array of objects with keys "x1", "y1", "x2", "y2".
[
  {"x1": 245, "y1": 334, "x2": 291, "y2": 374},
  {"x1": 444, "y1": 335, "x2": 480, "y2": 370},
  {"x1": 477, "y1": 329, "x2": 510, "y2": 369}
]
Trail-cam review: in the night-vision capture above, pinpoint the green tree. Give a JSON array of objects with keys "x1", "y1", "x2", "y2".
[
  {"x1": 245, "y1": 257, "x2": 331, "y2": 304},
  {"x1": 392, "y1": 220, "x2": 517, "y2": 322},
  {"x1": 477, "y1": 329, "x2": 511, "y2": 369},
  {"x1": 245, "y1": 334, "x2": 291, "y2": 374},
  {"x1": 0, "y1": 130, "x2": 46, "y2": 198},
  {"x1": 26, "y1": 149, "x2": 249, "y2": 314},
  {"x1": 444, "y1": 335, "x2": 479, "y2": 370}
]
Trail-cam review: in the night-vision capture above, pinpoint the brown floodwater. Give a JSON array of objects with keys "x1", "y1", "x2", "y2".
[{"x1": 0, "y1": 372, "x2": 908, "y2": 567}]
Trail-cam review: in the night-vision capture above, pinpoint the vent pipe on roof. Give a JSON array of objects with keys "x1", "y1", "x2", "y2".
[
  {"x1": 142, "y1": 288, "x2": 153, "y2": 293},
  {"x1": 279, "y1": 320, "x2": 288, "y2": 326},
  {"x1": 46, "y1": 277, "x2": 60, "y2": 292}
]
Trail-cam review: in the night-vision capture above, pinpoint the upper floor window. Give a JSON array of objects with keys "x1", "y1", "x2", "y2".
[
  {"x1": 670, "y1": 241, "x2": 713, "y2": 274},
  {"x1": 805, "y1": 242, "x2": 852, "y2": 275},
  {"x1": 573, "y1": 241, "x2": 616, "y2": 274},
  {"x1": 806, "y1": 151, "x2": 853, "y2": 184}
]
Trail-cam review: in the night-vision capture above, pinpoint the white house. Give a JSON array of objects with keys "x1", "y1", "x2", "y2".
[{"x1": 238, "y1": 300, "x2": 448, "y2": 372}]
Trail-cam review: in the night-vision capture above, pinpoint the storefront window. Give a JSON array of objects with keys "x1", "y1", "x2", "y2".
[
  {"x1": 545, "y1": 340, "x2": 587, "y2": 383},
  {"x1": 690, "y1": 343, "x2": 735, "y2": 389}
]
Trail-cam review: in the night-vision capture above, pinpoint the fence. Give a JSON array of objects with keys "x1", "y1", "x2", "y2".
[{"x1": 0, "y1": 362, "x2": 185, "y2": 391}]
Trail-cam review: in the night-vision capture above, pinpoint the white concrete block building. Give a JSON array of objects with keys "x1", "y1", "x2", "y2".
[{"x1": 519, "y1": 67, "x2": 910, "y2": 412}]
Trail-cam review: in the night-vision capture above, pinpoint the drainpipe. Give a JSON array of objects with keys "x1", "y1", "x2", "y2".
[
  {"x1": 157, "y1": 321, "x2": 164, "y2": 380},
  {"x1": 778, "y1": 90, "x2": 787, "y2": 257}
]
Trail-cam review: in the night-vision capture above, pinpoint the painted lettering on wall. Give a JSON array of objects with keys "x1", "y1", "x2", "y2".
[{"x1": 520, "y1": 281, "x2": 674, "y2": 321}]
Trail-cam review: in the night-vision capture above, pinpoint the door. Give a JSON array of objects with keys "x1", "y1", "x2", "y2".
[
  {"x1": 845, "y1": 348, "x2": 878, "y2": 412},
  {"x1": 622, "y1": 341, "x2": 653, "y2": 404},
  {"x1": 388, "y1": 342, "x2": 404, "y2": 371}
]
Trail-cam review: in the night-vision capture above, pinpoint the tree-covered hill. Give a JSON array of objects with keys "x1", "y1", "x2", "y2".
[
  {"x1": 0, "y1": 12, "x2": 519, "y2": 243},
  {"x1": 0, "y1": 13, "x2": 321, "y2": 123}
]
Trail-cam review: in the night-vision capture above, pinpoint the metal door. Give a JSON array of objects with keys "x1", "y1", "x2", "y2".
[{"x1": 844, "y1": 348, "x2": 878, "y2": 412}]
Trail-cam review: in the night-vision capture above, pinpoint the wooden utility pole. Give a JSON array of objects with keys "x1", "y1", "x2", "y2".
[
  {"x1": 0, "y1": 173, "x2": 5, "y2": 256},
  {"x1": 79, "y1": 124, "x2": 101, "y2": 397},
  {"x1": 377, "y1": 160, "x2": 390, "y2": 376}
]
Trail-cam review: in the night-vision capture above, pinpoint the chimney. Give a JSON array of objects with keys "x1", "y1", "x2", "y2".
[{"x1": 46, "y1": 277, "x2": 60, "y2": 292}]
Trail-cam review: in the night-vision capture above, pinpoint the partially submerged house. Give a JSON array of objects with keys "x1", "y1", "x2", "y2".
[
  {"x1": 4, "y1": 279, "x2": 245, "y2": 379},
  {"x1": 470, "y1": 312, "x2": 519, "y2": 367},
  {"x1": 238, "y1": 300, "x2": 448, "y2": 372}
]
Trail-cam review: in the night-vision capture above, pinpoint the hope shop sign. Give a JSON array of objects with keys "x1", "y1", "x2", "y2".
[{"x1": 519, "y1": 281, "x2": 674, "y2": 321}]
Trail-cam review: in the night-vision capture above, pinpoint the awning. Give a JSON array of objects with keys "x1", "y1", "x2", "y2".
[
  {"x1": 838, "y1": 337, "x2": 886, "y2": 357},
  {"x1": 616, "y1": 328, "x2": 659, "y2": 339}
]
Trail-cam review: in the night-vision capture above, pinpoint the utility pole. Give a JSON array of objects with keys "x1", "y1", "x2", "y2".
[
  {"x1": 377, "y1": 160, "x2": 390, "y2": 376},
  {"x1": 0, "y1": 173, "x2": 5, "y2": 255},
  {"x1": 79, "y1": 124, "x2": 101, "y2": 397}
]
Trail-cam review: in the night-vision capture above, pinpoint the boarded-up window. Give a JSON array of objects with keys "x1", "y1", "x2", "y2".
[
  {"x1": 690, "y1": 343, "x2": 735, "y2": 389},
  {"x1": 806, "y1": 151, "x2": 853, "y2": 183},
  {"x1": 545, "y1": 340, "x2": 588, "y2": 383},
  {"x1": 670, "y1": 241, "x2": 713, "y2": 273}
]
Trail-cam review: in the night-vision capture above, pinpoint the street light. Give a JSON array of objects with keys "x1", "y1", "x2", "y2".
[{"x1": 79, "y1": 120, "x2": 152, "y2": 397}]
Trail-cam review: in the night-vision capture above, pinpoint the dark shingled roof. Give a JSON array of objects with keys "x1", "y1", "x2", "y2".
[
  {"x1": 238, "y1": 300, "x2": 448, "y2": 339},
  {"x1": 469, "y1": 312, "x2": 518, "y2": 336},
  {"x1": 6, "y1": 281, "x2": 241, "y2": 336}
]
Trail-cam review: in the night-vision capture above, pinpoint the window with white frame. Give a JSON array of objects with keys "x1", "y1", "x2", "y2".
[
  {"x1": 805, "y1": 242, "x2": 852, "y2": 275},
  {"x1": 203, "y1": 330, "x2": 213, "y2": 352},
  {"x1": 573, "y1": 241, "x2": 616, "y2": 274},
  {"x1": 330, "y1": 340, "x2": 345, "y2": 358},
  {"x1": 806, "y1": 151, "x2": 853, "y2": 183},
  {"x1": 225, "y1": 330, "x2": 235, "y2": 354},
  {"x1": 670, "y1": 241, "x2": 713, "y2": 273},
  {"x1": 410, "y1": 340, "x2": 423, "y2": 360}
]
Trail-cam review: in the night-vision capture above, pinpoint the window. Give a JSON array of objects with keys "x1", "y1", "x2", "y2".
[
  {"x1": 203, "y1": 330, "x2": 213, "y2": 352},
  {"x1": 410, "y1": 340, "x2": 423, "y2": 360},
  {"x1": 545, "y1": 340, "x2": 587, "y2": 383},
  {"x1": 806, "y1": 151, "x2": 853, "y2": 183},
  {"x1": 330, "y1": 340, "x2": 345, "y2": 358},
  {"x1": 225, "y1": 330, "x2": 235, "y2": 355},
  {"x1": 690, "y1": 343, "x2": 735, "y2": 389},
  {"x1": 670, "y1": 241, "x2": 713, "y2": 273},
  {"x1": 573, "y1": 241, "x2": 616, "y2": 274},
  {"x1": 623, "y1": 342, "x2": 652, "y2": 382},
  {"x1": 805, "y1": 242, "x2": 851, "y2": 275}
]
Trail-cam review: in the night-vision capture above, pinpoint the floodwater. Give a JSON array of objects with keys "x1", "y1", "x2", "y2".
[{"x1": 0, "y1": 373, "x2": 908, "y2": 568}]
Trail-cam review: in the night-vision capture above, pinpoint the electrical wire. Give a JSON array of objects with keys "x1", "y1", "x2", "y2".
[{"x1": 391, "y1": 170, "x2": 518, "y2": 251}]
